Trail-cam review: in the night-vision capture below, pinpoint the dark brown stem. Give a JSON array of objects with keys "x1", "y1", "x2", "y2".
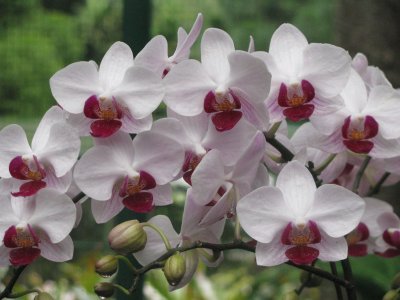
[
  {"x1": 330, "y1": 262, "x2": 344, "y2": 300},
  {"x1": 341, "y1": 259, "x2": 357, "y2": 300},
  {"x1": 0, "y1": 266, "x2": 27, "y2": 300},
  {"x1": 72, "y1": 191, "x2": 86, "y2": 204},
  {"x1": 367, "y1": 172, "x2": 390, "y2": 196},
  {"x1": 352, "y1": 156, "x2": 371, "y2": 193}
]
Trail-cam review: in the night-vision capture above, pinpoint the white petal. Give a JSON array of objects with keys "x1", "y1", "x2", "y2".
[
  {"x1": 91, "y1": 192, "x2": 124, "y2": 224},
  {"x1": 114, "y1": 66, "x2": 164, "y2": 119},
  {"x1": 135, "y1": 35, "x2": 168, "y2": 76},
  {"x1": 237, "y1": 186, "x2": 291, "y2": 243},
  {"x1": 370, "y1": 134, "x2": 400, "y2": 159},
  {"x1": 182, "y1": 188, "x2": 213, "y2": 235},
  {"x1": 50, "y1": 61, "x2": 101, "y2": 114},
  {"x1": 227, "y1": 51, "x2": 271, "y2": 104},
  {"x1": 133, "y1": 215, "x2": 180, "y2": 266},
  {"x1": 36, "y1": 122, "x2": 80, "y2": 177},
  {"x1": 0, "y1": 124, "x2": 32, "y2": 178},
  {"x1": 199, "y1": 183, "x2": 233, "y2": 226},
  {"x1": 45, "y1": 169, "x2": 73, "y2": 193},
  {"x1": 99, "y1": 42, "x2": 134, "y2": 90},
  {"x1": 40, "y1": 235, "x2": 74, "y2": 262},
  {"x1": 276, "y1": 161, "x2": 317, "y2": 217},
  {"x1": 29, "y1": 189, "x2": 76, "y2": 243},
  {"x1": 11, "y1": 196, "x2": 35, "y2": 221},
  {"x1": 94, "y1": 131, "x2": 135, "y2": 166},
  {"x1": 0, "y1": 196, "x2": 19, "y2": 234},
  {"x1": 121, "y1": 113, "x2": 153, "y2": 134},
  {"x1": 239, "y1": 94, "x2": 270, "y2": 131},
  {"x1": 132, "y1": 131, "x2": 184, "y2": 185},
  {"x1": 364, "y1": 86, "x2": 400, "y2": 139},
  {"x1": 269, "y1": 24, "x2": 308, "y2": 77},
  {"x1": 0, "y1": 246, "x2": 11, "y2": 267},
  {"x1": 191, "y1": 150, "x2": 225, "y2": 206},
  {"x1": 362, "y1": 197, "x2": 393, "y2": 237},
  {"x1": 314, "y1": 232, "x2": 348, "y2": 262},
  {"x1": 151, "y1": 184, "x2": 173, "y2": 206},
  {"x1": 377, "y1": 212, "x2": 400, "y2": 231},
  {"x1": 341, "y1": 69, "x2": 368, "y2": 114},
  {"x1": 301, "y1": 44, "x2": 351, "y2": 98},
  {"x1": 65, "y1": 112, "x2": 92, "y2": 136},
  {"x1": 164, "y1": 59, "x2": 215, "y2": 116},
  {"x1": 255, "y1": 236, "x2": 289, "y2": 267},
  {"x1": 308, "y1": 184, "x2": 365, "y2": 237},
  {"x1": 74, "y1": 146, "x2": 128, "y2": 201},
  {"x1": 352, "y1": 53, "x2": 368, "y2": 74},
  {"x1": 201, "y1": 28, "x2": 235, "y2": 84}
]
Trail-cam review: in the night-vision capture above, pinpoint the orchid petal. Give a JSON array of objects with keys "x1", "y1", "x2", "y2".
[
  {"x1": 314, "y1": 231, "x2": 348, "y2": 262},
  {"x1": 135, "y1": 35, "x2": 168, "y2": 76},
  {"x1": 170, "y1": 250, "x2": 199, "y2": 291},
  {"x1": 0, "y1": 196, "x2": 19, "y2": 234},
  {"x1": 151, "y1": 184, "x2": 173, "y2": 206},
  {"x1": 363, "y1": 198, "x2": 393, "y2": 237},
  {"x1": 255, "y1": 236, "x2": 289, "y2": 267},
  {"x1": 91, "y1": 192, "x2": 124, "y2": 224},
  {"x1": 40, "y1": 235, "x2": 74, "y2": 262}
]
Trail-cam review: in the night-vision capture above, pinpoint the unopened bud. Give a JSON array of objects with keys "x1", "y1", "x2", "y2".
[
  {"x1": 34, "y1": 292, "x2": 54, "y2": 300},
  {"x1": 108, "y1": 220, "x2": 147, "y2": 254},
  {"x1": 392, "y1": 273, "x2": 400, "y2": 289},
  {"x1": 383, "y1": 289, "x2": 400, "y2": 300},
  {"x1": 94, "y1": 282, "x2": 114, "y2": 298},
  {"x1": 95, "y1": 255, "x2": 118, "y2": 277},
  {"x1": 283, "y1": 291, "x2": 299, "y2": 300},
  {"x1": 163, "y1": 253, "x2": 186, "y2": 286},
  {"x1": 300, "y1": 271, "x2": 323, "y2": 287}
]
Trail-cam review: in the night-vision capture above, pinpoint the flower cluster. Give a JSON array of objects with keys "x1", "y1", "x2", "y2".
[{"x1": 1, "y1": 13, "x2": 400, "y2": 297}]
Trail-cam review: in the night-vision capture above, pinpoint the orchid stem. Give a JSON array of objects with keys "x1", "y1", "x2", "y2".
[
  {"x1": 0, "y1": 266, "x2": 27, "y2": 300},
  {"x1": 142, "y1": 223, "x2": 172, "y2": 250},
  {"x1": 330, "y1": 262, "x2": 344, "y2": 300},
  {"x1": 314, "y1": 154, "x2": 337, "y2": 175},
  {"x1": 341, "y1": 258, "x2": 357, "y2": 300},
  {"x1": 265, "y1": 121, "x2": 282, "y2": 139},
  {"x1": 367, "y1": 172, "x2": 390, "y2": 196},
  {"x1": 72, "y1": 191, "x2": 86, "y2": 204},
  {"x1": 113, "y1": 283, "x2": 131, "y2": 295},
  {"x1": 234, "y1": 216, "x2": 241, "y2": 241},
  {"x1": 352, "y1": 156, "x2": 371, "y2": 194},
  {"x1": 115, "y1": 255, "x2": 137, "y2": 274},
  {"x1": 7, "y1": 288, "x2": 40, "y2": 298}
]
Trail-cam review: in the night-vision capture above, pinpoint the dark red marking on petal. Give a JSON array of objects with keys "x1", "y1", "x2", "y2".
[
  {"x1": 375, "y1": 248, "x2": 400, "y2": 258},
  {"x1": 285, "y1": 245, "x2": 319, "y2": 265},
  {"x1": 183, "y1": 170, "x2": 193, "y2": 185},
  {"x1": 123, "y1": 192, "x2": 154, "y2": 213},
  {"x1": 278, "y1": 83, "x2": 289, "y2": 107},
  {"x1": 11, "y1": 180, "x2": 46, "y2": 197},
  {"x1": 212, "y1": 111, "x2": 243, "y2": 132},
  {"x1": 363, "y1": 115, "x2": 379, "y2": 139},
  {"x1": 205, "y1": 199, "x2": 217, "y2": 206},
  {"x1": 383, "y1": 229, "x2": 400, "y2": 248},
  {"x1": 84, "y1": 95, "x2": 101, "y2": 119},
  {"x1": 348, "y1": 244, "x2": 368, "y2": 257},
  {"x1": 281, "y1": 221, "x2": 321, "y2": 245},
  {"x1": 3, "y1": 226, "x2": 18, "y2": 248},
  {"x1": 283, "y1": 104, "x2": 315, "y2": 122},
  {"x1": 9, "y1": 247, "x2": 41, "y2": 266},
  {"x1": 90, "y1": 120, "x2": 122, "y2": 138},
  {"x1": 9, "y1": 156, "x2": 29, "y2": 180},
  {"x1": 204, "y1": 91, "x2": 218, "y2": 113},
  {"x1": 301, "y1": 80, "x2": 315, "y2": 103},
  {"x1": 343, "y1": 140, "x2": 374, "y2": 154},
  {"x1": 139, "y1": 171, "x2": 156, "y2": 190}
]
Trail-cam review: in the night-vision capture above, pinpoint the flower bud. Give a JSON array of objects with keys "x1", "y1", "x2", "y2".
[
  {"x1": 94, "y1": 282, "x2": 114, "y2": 298},
  {"x1": 108, "y1": 220, "x2": 147, "y2": 254},
  {"x1": 95, "y1": 255, "x2": 118, "y2": 277},
  {"x1": 34, "y1": 292, "x2": 54, "y2": 300},
  {"x1": 163, "y1": 253, "x2": 186, "y2": 286},
  {"x1": 392, "y1": 273, "x2": 400, "y2": 289},
  {"x1": 383, "y1": 289, "x2": 400, "y2": 300},
  {"x1": 300, "y1": 271, "x2": 322, "y2": 287}
]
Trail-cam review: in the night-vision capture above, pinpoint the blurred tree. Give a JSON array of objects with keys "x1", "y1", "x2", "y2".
[
  {"x1": 336, "y1": 0, "x2": 400, "y2": 87},
  {"x1": 41, "y1": 0, "x2": 85, "y2": 13}
]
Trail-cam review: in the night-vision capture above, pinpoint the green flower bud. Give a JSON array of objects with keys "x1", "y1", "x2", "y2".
[
  {"x1": 392, "y1": 273, "x2": 400, "y2": 289},
  {"x1": 94, "y1": 282, "x2": 114, "y2": 299},
  {"x1": 282, "y1": 291, "x2": 299, "y2": 300},
  {"x1": 95, "y1": 255, "x2": 118, "y2": 277},
  {"x1": 300, "y1": 270, "x2": 323, "y2": 287},
  {"x1": 383, "y1": 289, "x2": 400, "y2": 300},
  {"x1": 163, "y1": 253, "x2": 186, "y2": 286},
  {"x1": 108, "y1": 220, "x2": 147, "y2": 254},
  {"x1": 34, "y1": 292, "x2": 54, "y2": 300}
]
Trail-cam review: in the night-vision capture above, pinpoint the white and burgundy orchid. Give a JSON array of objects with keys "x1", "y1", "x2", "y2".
[
  {"x1": 375, "y1": 212, "x2": 400, "y2": 258},
  {"x1": 50, "y1": 42, "x2": 164, "y2": 138},
  {"x1": 0, "y1": 106, "x2": 80, "y2": 197},
  {"x1": 237, "y1": 161, "x2": 365, "y2": 266}
]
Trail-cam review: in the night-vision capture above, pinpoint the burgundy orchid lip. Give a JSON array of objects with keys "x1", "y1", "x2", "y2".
[{"x1": 342, "y1": 115, "x2": 379, "y2": 154}]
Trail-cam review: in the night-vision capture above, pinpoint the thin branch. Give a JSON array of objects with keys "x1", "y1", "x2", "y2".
[
  {"x1": 264, "y1": 133, "x2": 294, "y2": 162},
  {"x1": 352, "y1": 156, "x2": 371, "y2": 193},
  {"x1": 330, "y1": 262, "x2": 344, "y2": 300},
  {"x1": 0, "y1": 266, "x2": 27, "y2": 300},
  {"x1": 72, "y1": 191, "x2": 86, "y2": 204},
  {"x1": 341, "y1": 259, "x2": 357, "y2": 300},
  {"x1": 367, "y1": 172, "x2": 390, "y2": 196}
]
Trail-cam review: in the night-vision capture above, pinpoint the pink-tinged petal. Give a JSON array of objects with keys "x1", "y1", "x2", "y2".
[
  {"x1": 11, "y1": 180, "x2": 46, "y2": 197},
  {"x1": 10, "y1": 196, "x2": 36, "y2": 221},
  {"x1": 364, "y1": 86, "x2": 400, "y2": 139},
  {"x1": 123, "y1": 192, "x2": 154, "y2": 213},
  {"x1": 135, "y1": 35, "x2": 169, "y2": 76},
  {"x1": 202, "y1": 117, "x2": 258, "y2": 166},
  {"x1": 50, "y1": 61, "x2": 101, "y2": 114},
  {"x1": 99, "y1": 42, "x2": 134, "y2": 90},
  {"x1": 94, "y1": 131, "x2": 135, "y2": 165},
  {"x1": 45, "y1": 169, "x2": 72, "y2": 194},
  {"x1": 134, "y1": 215, "x2": 180, "y2": 266},
  {"x1": 308, "y1": 184, "x2": 365, "y2": 238},
  {"x1": 0, "y1": 125, "x2": 32, "y2": 178},
  {"x1": 35, "y1": 122, "x2": 80, "y2": 177},
  {"x1": 248, "y1": 35, "x2": 255, "y2": 53},
  {"x1": 9, "y1": 247, "x2": 41, "y2": 266},
  {"x1": 199, "y1": 183, "x2": 233, "y2": 226},
  {"x1": 40, "y1": 235, "x2": 73, "y2": 262},
  {"x1": 341, "y1": 70, "x2": 368, "y2": 114},
  {"x1": 227, "y1": 51, "x2": 271, "y2": 104},
  {"x1": 316, "y1": 152, "x2": 348, "y2": 184},
  {"x1": 64, "y1": 112, "x2": 92, "y2": 136},
  {"x1": 164, "y1": 59, "x2": 216, "y2": 116},
  {"x1": 132, "y1": 131, "x2": 184, "y2": 185},
  {"x1": 362, "y1": 198, "x2": 393, "y2": 237},
  {"x1": 369, "y1": 134, "x2": 400, "y2": 159},
  {"x1": 276, "y1": 161, "x2": 316, "y2": 217},
  {"x1": 201, "y1": 28, "x2": 235, "y2": 83},
  {"x1": 191, "y1": 150, "x2": 225, "y2": 206},
  {"x1": 113, "y1": 66, "x2": 164, "y2": 120},
  {"x1": 285, "y1": 245, "x2": 319, "y2": 265},
  {"x1": 269, "y1": 24, "x2": 308, "y2": 77},
  {"x1": 0, "y1": 196, "x2": 19, "y2": 234},
  {"x1": 171, "y1": 13, "x2": 203, "y2": 63},
  {"x1": 211, "y1": 111, "x2": 243, "y2": 132},
  {"x1": 343, "y1": 140, "x2": 374, "y2": 154},
  {"x1": 90, "y1": 119, "x2": 122, "y2": 138},
  {"x1": 29, "y1": 189, "x2": 76, "y2": 244},
  {"x1": 31, "y1": 106, "x2": 67, "y2": 152},
  {"x1": 0, "y1": 246, "x2": 11, "y2": 267},
  {"x1": 121, "y1": 112, "x2": 152, "y2": 134},
  {"x1": 169, "y1": 250, "x2": 199, "y2": 291},
  {"x1": 237, "y1": 186, "x2": 291, "y2": 243},
  {"x1": 352, "y1": 53, "x2": 368, "y2": 74},
  {"x1": 283, "y1": 104, "x2": 315, "y2": 122},
  {"x1": 314, "y1": 231, "x2": 348, "y2": 262},
  {"x1": 363, "y1": 66, "x2": 392, "y2": 88},
  {"x1": 74, "y1": 202, "x2": 83, "y2": 228},
  {"x1": 301, "y1": 44, "x2": 352, "y2": 99},
  {"x1": 255, "y1": 236, "x2": 289, "y2": 267},
  {"x1": 91, "y1": 192, "x2": 124, "y2": 224},
  {"x1": 74, "y1": 146, "x2": 129, "y2": 201},
  {"x1": 377, "y1": 212, "x2": 400, "y2": 231},
  {"x1": 150, "y1": 184, "x2": 173, "y2": 206}
]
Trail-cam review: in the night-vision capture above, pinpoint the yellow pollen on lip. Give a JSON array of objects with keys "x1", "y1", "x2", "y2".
[
  {"x1": 98, "y1": 108, "x2": 118, "y2": 120},
  {"x1": 346, "y1": 231, "x2": 362, "y2": 245},
  {"x1": 288, "y1": 95, "x2": 306, "y2": 107},
  {"x1": 349, "y1": 129, "x2": 365, "y2": 141},
  {"x1": 213, "y1": 99, "x2": 236, "y2": 112},
  {"x1": 12, "y1": 228, "x2": 36, "y2": 248},
  {"x1": 291, "y1": 234, "x2": 312, "y2": 246},
  {"x1": 126, "y1": 177, "x2": 145, "y2": 195}
]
